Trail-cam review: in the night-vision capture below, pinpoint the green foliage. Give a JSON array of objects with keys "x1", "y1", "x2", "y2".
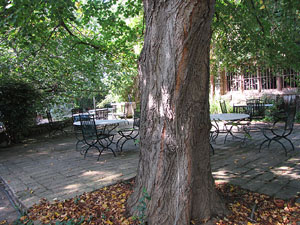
[
  {"x1": 132, "y1": 187, "x2": 151, "y2": 225},
  {"x1": 264, "y1": 99, "x2": 283, "y2": 122},
  {"x1": 13, "y1": 211, "x2": 34, "y2": 225},
  {"x1": 210, "y1": 98, "x2": 221, "y2": 114},
  {"x1": 212, "y1": 0, "x2": 300, "y2": 71},
  {"x1": 210, "y1": 98, "x2": 233, "y2": 114},
  {"x1": 97, "y1": 93, "x2": 122, "y2": 108},
  {"x1": 0, "y1": 78, "x2": 41, "y2": 142},
  {"x1": 0, "y1": 0, "x2": 144, "y2": 107},
  {"x1": 294, "y1": 111, "x2": 300, "y2": 123}
]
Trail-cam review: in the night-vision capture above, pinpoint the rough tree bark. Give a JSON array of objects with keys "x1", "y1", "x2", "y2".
[{"x1": 128, "y1": 1, "x2": 227, "y2": 224}]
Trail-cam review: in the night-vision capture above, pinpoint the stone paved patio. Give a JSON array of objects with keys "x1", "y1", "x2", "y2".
[
  {"x1": 0, "y1": 123, "x2": 299, "y2": 222},
  {"x1": 211, "y1": 123, "x2": 300, "y2": 200},
  {"x1": 0, "y1": 132, "x2": 139, "y2": 211}
]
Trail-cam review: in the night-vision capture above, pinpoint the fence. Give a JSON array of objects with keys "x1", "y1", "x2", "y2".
[{"x1": 226, "y1": 67, "x2": 299, "y2": 92}]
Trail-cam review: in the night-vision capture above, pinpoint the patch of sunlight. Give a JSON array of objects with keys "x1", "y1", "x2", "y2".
[
  {"x1": 0, "y1": 207, "x2": 5, "y2": 211},
  {"x1": 148, "y1": 94, "x2": 154, "y2": 108},
  {"x1": 95, "y1": 160, "x2": 108, "y2": 164},
  {"x1": 272, "y1": 166, "x2": 300, "y2": 179},
  {"x1": 161, "y1": 88, "x2": 170, "y2": 118},
  {"x1": 212, "y1": 170, "x2": 228, "y2": 176},
  {"x1": 80, "y1": 170, "x2": 104, "y2": 177},
  {"x1": 58, "y1": 143, "x2": 69, "y2": 146},
  {"x1": 35, "y1": 151, "x2": 50, "y2": 155},
  {"x1": 96, "y1": 173, "x2": 123, "y2": 182},
  {"x1": 64, "y1": 183, "x2": 81, "y2": 190}
]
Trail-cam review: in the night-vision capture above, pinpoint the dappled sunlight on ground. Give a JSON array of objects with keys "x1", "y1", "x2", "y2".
[
  {"x1": 80, "y1": 170, "x2": 105, "y2": 177},
  {"x1": 0, "y1": 134, "x2": 139, "y2": 209},
  {"x1": 211, "y1": 124, "x2": 300, "y2": 200}
]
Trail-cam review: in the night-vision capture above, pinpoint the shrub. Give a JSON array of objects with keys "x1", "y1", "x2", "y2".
[
  {"x1": 295, "y1": 111, "x2": 300, "y2": 123},
  {"x1": 0, "y1": 79, "x2": 41, "y2": 142},
  {"x1": 264, "y1": 98, "x2": 283, "y2": 122},
  {"x1": 210, "y1": 98, "x2": 233, "y2": 114}
]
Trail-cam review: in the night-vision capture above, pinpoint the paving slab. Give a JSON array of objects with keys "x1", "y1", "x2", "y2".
[{"x1": 0, "y1": 181, "x2": 19, "y2": 224}]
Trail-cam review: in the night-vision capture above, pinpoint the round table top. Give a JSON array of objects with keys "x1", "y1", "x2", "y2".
[
  {"x1": 210, "y1": 113, "x2": 250, "y2": 121},
  {"x1": 233, "y1": 103, "x2": 273, "y2": 107},
  {"x1": 73, "y1": 119, "x2": 127, "y2": 126}
]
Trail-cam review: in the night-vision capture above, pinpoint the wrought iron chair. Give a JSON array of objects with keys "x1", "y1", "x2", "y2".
[
  {"x1": 246, "y1": 99, "x2": 265, "y2": 120},
  {"x1": 95, "y1": 109, "x2": 108, "y2": 120},
  {"x1": 46, "y1": 111, "x2": 67, "y2": 137},
  {"x1": 71, "y1": 108, "x2": 84, "y2": 121},
  {"x1": 79, "y1": 115, "x2": 116, "y2": 160},
  {"x1": 259, "y1": 104, "x2": 296, "y2": 156},
  {"x1": 71, "y1": 109, "x2": 88, "y2": 153},
  {"x1": 219, "y1": 101, "x2": 238, "y2": 142},
  {"x1": 220, "y1": 100, "x2": 228, "y2": 113},
  {"x1": 209, "y1": 123, "x2": 219, "y2": 155},
  {"x1": 0, "y1": 122, "x2": 11, "y2": 147},
  {"x1": 219, "y1": 100, "x2": 251, "y2": 143},
  {"x1": 116, "y1": 110, "x2": 140, "y2": 152}
]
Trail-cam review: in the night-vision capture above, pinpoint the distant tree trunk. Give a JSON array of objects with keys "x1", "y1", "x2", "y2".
[
  {"x1": 220, "y1": 69, "x2": 227, "y2": 95},
  {"x1": 276, "y1": 75, "x2": 283, "y2": 91},
  {"x1": 127, "y1": 1, "x2": 227, "y2": 224},
  {"x1": 257, "y1": 67, "x2": 262, "y2": 92}
]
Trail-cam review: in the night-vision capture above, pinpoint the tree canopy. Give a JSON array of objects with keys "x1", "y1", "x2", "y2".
[
  {"x1": 0, "y1": 0, "x2": 143, "y2": 106},
  {"x1": 1, "y1": 0, "x2": 299, "y2": 108},
  {"x1": 212, "y1": 0, "x2": 300, "y2": 71}
]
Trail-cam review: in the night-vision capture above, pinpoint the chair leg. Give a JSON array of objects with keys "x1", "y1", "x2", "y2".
[
  {"x1": 116, "y1": 136, "x2": 125, "y2": 151},
  {"x1": 210, "y1": 143, "x2": 214, "y2": 155},
  {"x1": 97, "y1": 149, "x2": 104, "y2": 161},
  {"x1": 224, "y1": 125, "x2": 233, "y2": 143},
  {"x1": 108, "y1": 147, "x2": 116, "y2": 157},
  {"x1": 259, "y1": 139, "x2": 270, "y2": 152},
  {"x1": 283, "y1": 137, "x2": 295, "y2": 151},
  {"x1": 84, "y1": 145, "x2": 92, "y2": 159},
  {"x1": 84, "y1": 144, "x2": 103, "y2": 160},
  {"x1": 76, "y1": 140, "x2": 86, "y2": 154},
  {"x1": 119, "y1": 133, "x2": 139, "y2": 152},
  {"x1": 271, "y1": 138, "x2": 288, "y2": 156},
  {"x1": 120, "y1": 139, "x2": 128, "y2": 152}
]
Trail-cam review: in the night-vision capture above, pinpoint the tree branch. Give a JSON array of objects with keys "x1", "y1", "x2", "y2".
[
  {"x1": 59, "y1": 20, "x2": 104, "y2": 52},
  {"x1": 250, "y1": 0, "x2": 265, "y2": 34},
  {"x1": 32, "y1": 24, "x2": 60, "y2": 57}
]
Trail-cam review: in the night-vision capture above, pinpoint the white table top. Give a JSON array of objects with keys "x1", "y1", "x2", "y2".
[
  {"x1": 233, "y1": 103, "x2": 273, "y2": 107},
  {"x1": 210, "y1": 113, "x2": 250, "y2": 121},
  {"x1": 73, "y1": 119, "x2": 127, "y2": 126},
  {"x1": 72, "y1": 112, "x2": 91, "y2": 117}
]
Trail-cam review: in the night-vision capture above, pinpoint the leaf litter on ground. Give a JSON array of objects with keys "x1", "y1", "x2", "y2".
[{"x1": 5, "y1": 181, "x2": 300, "y2": 225}]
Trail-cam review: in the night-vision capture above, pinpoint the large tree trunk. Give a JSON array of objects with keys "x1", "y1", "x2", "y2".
[{"x1": 128, "y1": 1, "x2": 227, "y2": 224}]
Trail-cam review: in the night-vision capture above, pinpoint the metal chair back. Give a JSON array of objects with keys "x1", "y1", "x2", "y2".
[
  {"x1": 220, "y1": 100, "x2": 227, "y2": 113},
  {"x1": 95, "y1": 109, "x2": 108, "y2": 120},
  {"x1": 246, "y1": 99, "x2": 265, "y2": 119},
  {"x1": 46, "y1": 111, "x2": 53, "y2": 123},
  {"x1": 284, "y1": 100, "x2": 297, "y2": 132},
  {"x1": 71, "y1": 108, "x2": 84, "y2": 122},
  {"x1": 133, "y1": 111, "x2": 140, "y2": 129},
  {"x1": 79, "y1": 114, "x2": 98, "y2": 142}
]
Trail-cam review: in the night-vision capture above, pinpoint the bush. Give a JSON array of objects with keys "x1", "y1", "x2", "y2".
[
  {"x1": 295, "y1": 111, "x2": 300, "y2": 123},
  {"x1": 264, "y1": 98, "x2": 283, "y2": 122},
  {"x1": 0, "y1": 79, "x2": 41, "y2": 142},
  {"x1": 210, "y1": 98, "x2": 233, "y2": 114}
]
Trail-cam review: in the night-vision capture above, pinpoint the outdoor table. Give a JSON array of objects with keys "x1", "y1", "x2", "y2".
[
  {"x1": 74, "y1": 119, "x2": 128, "y2": 153},
  {"x1": 210, "y1": 113, "x2": 250, "y2": 121},
  {"x1": 210, "y1": 113, "x2": 250, "y2": 143},
  {"x1": 73, "y1": 119, "x2": 127, "y2": 127},
  {"x1": 88, "y1": 108, "x2": 110, "y2": 114},
  {"x1": 72, "y1": 112, "x2": 91, "y2": 122}
]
